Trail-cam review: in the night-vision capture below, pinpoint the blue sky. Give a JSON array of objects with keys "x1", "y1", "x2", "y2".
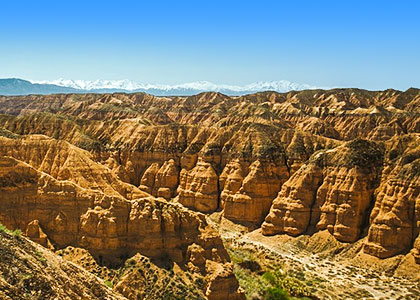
[{"x1": 0, "y1": 0, "x2": 419, "y2": 90}]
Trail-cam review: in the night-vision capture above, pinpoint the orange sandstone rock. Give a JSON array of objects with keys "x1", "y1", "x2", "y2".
[
  {"x1": 263, "y1": 139, "x2": 383, "y2": 243},
  {"x1": 222, "y1": 160, "x2": 289, "y2": 225},
  {"x1": 177, "y1": 158, "x2": 219, "y2": 213},
  {"x1": 0, "y1": 153, "x2": 243, "y2": 298},
  {"x1": 262, "y1": 163, "x2": 323, "y2": 236}
]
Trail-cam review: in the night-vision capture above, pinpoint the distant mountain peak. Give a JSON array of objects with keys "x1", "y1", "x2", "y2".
[
  {"x1": 0, "y1": 77, "x2": 321, "y2": 96},
  {"x1": 29, "y1": 78, "x2": 318, "y2": 95}
]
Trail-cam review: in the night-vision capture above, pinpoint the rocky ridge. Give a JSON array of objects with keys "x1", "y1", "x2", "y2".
[
  {"x1": 0, "y1": 151, "x2": 244, "y2": 299},
  {"x1": 0, "y1": 229, "x2": 128, "y2": 300}
]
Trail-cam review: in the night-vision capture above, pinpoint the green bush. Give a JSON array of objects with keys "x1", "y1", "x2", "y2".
[
  {"x1": 12, "y1": 229, "x2": 22, "y2": 237},
  {"x1": 265, "y1": 287, "x2": 290, "y2": 300},
  {"x1": 104, "y1": 280, "x2": 113, "y2": 288},
  {"x1": 35, "y1": 251, "x2": 46, "y2": 263},
  {"x1": 0, "y1": 223, "x2": 9, "y2": 233},
  {"x1": 0, "y1": 223, "x2": 21, "y2": 237},
  {"x1": 0, "y1": 128, "x2": 20, "y2": 139},
  {"x1": 262, "y1": 269, "x2": 312, "y2": 299}
]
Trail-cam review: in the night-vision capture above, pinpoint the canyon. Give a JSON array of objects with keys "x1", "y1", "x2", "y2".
[{"x1": 0, "y1": 88, "x2": 420, "y2": 299}]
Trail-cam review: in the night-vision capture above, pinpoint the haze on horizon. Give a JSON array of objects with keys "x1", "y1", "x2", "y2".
[{"x1": 1, "y1": 0, "x2": 419, "y2": 91}]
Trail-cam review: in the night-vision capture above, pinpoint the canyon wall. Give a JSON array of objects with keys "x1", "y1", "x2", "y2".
[
  {"x1": 0, "y1": 150, "x2": 244, "y2": 299},
  {"x1": 0, "y1": 88, "x2": 420, "y2": 270}
]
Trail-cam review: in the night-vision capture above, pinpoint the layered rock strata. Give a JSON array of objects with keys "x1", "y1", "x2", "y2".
[
  {"x1": 0, "y1": 88, "x2": 420, "y2": 264},
  {"x1": 364, "y1": 135, "x2": 420, "y2": 258},
  {"x1": 263, "y1": 139, "x2": 384, "y2": 243},
  {"x1": 220, "y1": 159, "x2": 289, "y2": 225},
  {"x1": 0, "y1": 153, "x2": 244, "y2": 299},
  {"x1": 0, "y1": 230, "x2": 129, "y2": 300}
]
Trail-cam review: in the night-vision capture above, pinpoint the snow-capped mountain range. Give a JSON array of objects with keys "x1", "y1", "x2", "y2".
[
  {"x1": 29, "y1": 79, "x2": 318, "y2": 95},
  {"x1": 0, "y1": 78, "x2": 319, "y2": 96}
]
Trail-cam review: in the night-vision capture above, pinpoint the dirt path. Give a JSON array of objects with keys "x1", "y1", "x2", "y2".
[{"x1": 216, "y1": 221, "x2": 420, "y2": 300}]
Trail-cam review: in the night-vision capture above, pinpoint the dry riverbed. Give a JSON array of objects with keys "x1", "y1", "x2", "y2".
[{"x1": 209, "y1": 214, "x2": 420, "y2": 300}]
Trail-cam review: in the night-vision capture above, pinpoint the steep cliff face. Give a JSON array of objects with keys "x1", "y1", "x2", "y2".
[
  {"x1": 364, "y1": 173, "x2": 419, "y2": 258},
  {"x1": 263, "y1": 139, "x2": 384, "y2": 243},
  {"x1": 153, "y1": 158, "x2": 179, "y2": 198},
  {"x1": 364, "y1": 135, "x2": 420, "y2": 258},
  {"x1": 138, "y1": 159, "x2": 179, "y2": 199},
  {"x1": 177, "y1": 158, "x2": 219, "y2": 213},
  {"x1": 221, "y1": 159, "x2": 289, "y2": 225},
  {"x1": 262, "y1": 162, "x2": 323, "y2": 236},
  {"x1": 0, "y1": 153, "x2": 244, "y2": 299}
]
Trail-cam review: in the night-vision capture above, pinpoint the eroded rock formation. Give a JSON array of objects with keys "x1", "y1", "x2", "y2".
[
  {"x1": 177, "y1": 158, "x2": 219, "y2": 213},
  {"x1": 0, "y1": 88, "x2": 420, "y2": 276},
  {"x1": 263, "y1": 139, "x2": 384, "y2": 243},
  {"x1": 363, "y1": 135, "x2": 420, "y2": 258},
  {"x1": 0, "y1": 230, "x2": 128, "y2": 300},
  {"x1": 0, "y1": 153, "x2": 244, "y2": 299},
  {"x1": 221, "y1": 159, "x2": 289, "y2": 225}
]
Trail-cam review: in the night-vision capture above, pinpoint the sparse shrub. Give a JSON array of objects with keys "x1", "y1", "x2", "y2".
[
  {"x1": 262, "y1": 269, "x2": 311, "y2": 299},
  {"x1": 104, "y1": 280, "x2": 113, "y2": 288},
  {"x1": 12, "y1": 229, "x2": 22, "y2": 237},
  {"x1": 0, "y1": 223, "x2": 9, "y2": 233},
  {"x1": 0, "y1": 128, "x2": 20, "y2": 139},
  {"x1": 0, "y1": 223, "x2": 22, "y2": 237},
  {"x1": 239, "y1": 260, "x2": 262, "y2": 272},
  {"x1": 265, "y1": 287, "x2": 290, "y2": 300},
  {"x1": 35, "y1": 251, "x2": 46, "y2": 263}
]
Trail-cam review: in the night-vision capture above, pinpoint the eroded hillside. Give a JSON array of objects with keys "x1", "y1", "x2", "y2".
[
  {"x1": 0, "y1": 229, "x2": 128, "y2": 300},
  {"x1": 0, "y1": 88, "x2": 420, "y2": 299}
]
